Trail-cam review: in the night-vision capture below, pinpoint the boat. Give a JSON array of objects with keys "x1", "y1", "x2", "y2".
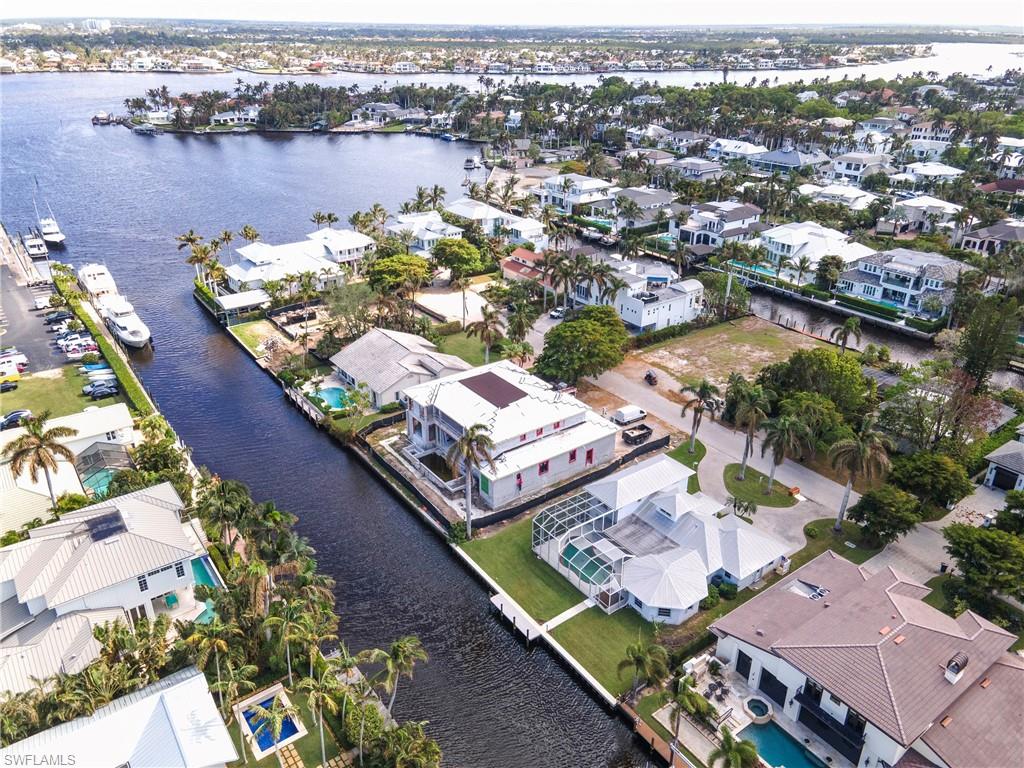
[
  {"x1": 99, "y1": 294, "x2": 152, "y2": 349},
  {"x1": 440, "y1": 133, "x2": 456, "y2": 141},
  {"x1": 77, "y1": 263, "x2": 119, "y2": 303},
  {"x1": 599, "y1": 234, "x2": 619, "y2": 246},
  {"x1": 22, "y1": 230, "x2": 48, "y2": 258},
  {"x1": 581, "y1": 227, "x2": 602, "y2": 240},
  {"x1": 132, "y1": 123, "x2": 160, "y2": 135},
  {"x1": 464, "y1": 156, "x2": 481, "y2": 170},
  {"x1": 91, "y1": 111, "x2": 113, "y2": 126},
  {"x1": 35, "y1": 199, "x2": 66, "y2": 246}
]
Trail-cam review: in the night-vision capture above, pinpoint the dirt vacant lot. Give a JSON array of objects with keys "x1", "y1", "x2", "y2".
[{"x1": 621, "y1": 316, "x2": 826, "y2": 392}]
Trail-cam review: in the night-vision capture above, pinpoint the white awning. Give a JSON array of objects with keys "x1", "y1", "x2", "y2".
[{"x1": 215, "y1": 289, "x2": 270, "y2": 312}]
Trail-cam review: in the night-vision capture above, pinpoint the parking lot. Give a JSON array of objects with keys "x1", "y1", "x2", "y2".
[{"x1": 1, "y1": 265, "x2": 63, "y2": 368}]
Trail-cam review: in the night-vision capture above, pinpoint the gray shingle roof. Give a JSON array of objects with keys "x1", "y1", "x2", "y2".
[{"x1": 985, "y1": 439, "x2": 1024, "y2": 474}]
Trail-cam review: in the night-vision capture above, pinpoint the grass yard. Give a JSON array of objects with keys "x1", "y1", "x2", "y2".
[
  {"x1": 633, "y1": 316, "x2": 825, "y2": 391},
  {"x1": 438, "y1": 334, "x2": 504, "y2": 367},
  {"x1": 667, "y1": 439, "x2": 706, "y2": 493},
  {"x1": 799, "y1": 518, "x2": 883, "y2": 566},
  {"x1": 0, "y1": 365, "x2": 125, "y2": 418},
  {"x1": 461, "y1": 516, "x2": 583, "y2": 622},
  {"x1": 229, "y1": 320, "x2": 280, "y2": 357},
  {"x1": 550, "y1": 606, "x2": 654, "y2": 698},
  {"x1": 227, "y1": 689, "x2": 340, "y2": 768},
  {"x1": 722, "y1": 464, "x2": 797, "y2": 508}
]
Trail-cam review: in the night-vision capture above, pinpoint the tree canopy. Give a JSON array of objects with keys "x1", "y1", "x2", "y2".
[
  {"x1": 366, "y1": 254, "x2": 432, "y2": 294},
  {"x1": 535, "y1": 305, "x2": 628, "y2": 383}
]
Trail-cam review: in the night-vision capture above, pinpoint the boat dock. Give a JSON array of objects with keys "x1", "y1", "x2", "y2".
[{"x1": 0, "y1": 223, "x2": 48, "y2": 286}]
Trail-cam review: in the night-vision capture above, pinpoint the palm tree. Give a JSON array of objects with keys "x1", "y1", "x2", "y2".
[
  {"x1": 505, "y1": 304, "x2": 533, "y2": 343},
  {"x1": 708, "y1": 726, "x2": 759, "y2": 768},
  {"x1": 828, "y1": 416, "x2": 891, "y2": 531},
  {"x1": 263, "y1": 597, "x2": 305, "y2": 686},
  {"x1": 427, "y1": 184, "x2": 446, "y2": 209},
  {"x1": 445, "y1": 424, "x2": 496, "y2": 540},
  {"x1": 249, "y1": 695, "x2": 300, "y2": 768},
  {"x1": 2, "y1": 412, "x2": 77, "y2": 508},
  {"x1": 311, "y1": 210, "x2": 327, "y2": 229},
  {"x1": 325, "y1": 212, "x2": 339, "y2": 229},
  {"x1": 205, "y1": 260, "x2": 227, "y2": 297},
  {"x1": 182, "y1": 617, "x2": 240, "y2": 711},
  {"x1": 662, "y1": 675, "x2": 706, "y2": 747},
  {"x1": 616, "y1": 631, "x2": 669, "y2": 696},
  {"x1": 829, "y1": 316, "x2": 862, "y2": 354},
  {"x1": 298, "y1": 663, "x2": 341, "y2": 768},
  {"x1": 681, "y1": 379, "x2": 720, "y2": 454},
  {"x1": 0, "y1": 692, "x2": 38, "y2": 747},
  {"x1": 238, "y1": 225, "x2": 261, "y2": 243},
  {"x1": 503, "y1": 340, "x2": 533, "y2": 367},
  {"x1": 211, "y1": 656, "x2": 257, "y2": 761},
  {"x1": 466, "y1": 306, "x2": 504, "y2": 364},
  {"x1": 380, "y1": 635, "x2": 428, "y2": 715},
  {"x1": 793, "y1": 254, "x2": 814, "y2": 286},
  {"x1": 616, "y1": 197, "x2": 644, "y2": 231},
  {"x1": 175, "y1": 229, "x2": 203, "y2": 252},
  {"x1": 299, "y1": 611, "x2": 338, "y2": 678},
  {"x1": 734, "y1": 385, "x2": 774, "y2": 481},
  {"x1": 760, "y1": 415, "x2": 810, "y2": 495},
  {"x1": 185, "y1": 242, "x2": 212, "y2": 283},
  {"x1": 449, "y1": 275, "x2": 470, "y2": 329}
]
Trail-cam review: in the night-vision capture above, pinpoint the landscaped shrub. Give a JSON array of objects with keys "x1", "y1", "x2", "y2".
[
  {"x1": 800, "y1": 285, "x2": 832, "y2": 301},
  {"x1": 434, "y1": 320, "x2": 464, "y2": 336},
  {"x1": 630, "y1": 321, "x2": 697, "y2": 349},
  {"x1": 906, "y1": 315, "x2": 948, "y2": 333},
  {"x1": 378, "y1": 401, "x2": 404, "y2": 414},
  {"x1": 834, "y1": 295, "x2": 902, "y2": 320},
  {"x1": 964, "y1": 414, "x2": 1024, "y2": 475},
  {"x1": 278, "y1": 370, "x2": 298, "y2": 387},
  {"x1": 699, "y1": 583, "x2": 720, "y2": 610},
  {"x1": 343, "y1": 701, "x2": 385, "y2": 752},
  {"x1": 718, "y1": 582, "x2": 738, "y2": 600}
]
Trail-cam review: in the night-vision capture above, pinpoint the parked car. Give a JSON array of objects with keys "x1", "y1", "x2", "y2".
[
  {"x1": 65, "y1": 347, "x2": 99, "y2": 361},
  {"x1": 549, "y1": 307, "x2": 566, "y2": 319},
  {"x1": 611, "y1": 405, "x2": 647, "y2": 425},
  {"x1": 1, "y1": 410, "x2": 32, "y2": 430},
  {"x1": 56, "y1": 335, "x2": 93, "y2": 349},
  {"x1": 34, "y1": 296, "x2": 55, "y2": 311},
  {"x1": 83, "y1": 380, "x2": 118, "y2": 395},
  {"x1": 0, "y1": 381, "x2": 17, "y2": 393},
  {"x1": 44, "y1": 311, "x2": 73, "y2": 325},
  {"x1": 89, "y1": 385, "x2": 119, "y2": 401}
]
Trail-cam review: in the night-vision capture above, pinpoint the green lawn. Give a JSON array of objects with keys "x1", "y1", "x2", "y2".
[
  {"x1": 437, "y1": 334, "x2": 504, "y2": 367},
  {"x1": 230, "y1": 320, "x2": 277, "y2": 356},
  {"x1": 227, "y1": 689, "x2": 340, "y2": 768},
  {"x1": 461, "y1": 516, "x2": 582, "y2": 622},
  {"x1": 722, "y1": 463, "x2": 797, "y2": 508},
  {"x1": 798, "y1": 519, "x2": 883, "y2": 566},
  {"x1": 1, "y1": 366, "x2": 125, "y2": 418},
  {"x1": 667, "y1": 439, "x2": 706, "y2": 493},
  {"x1": 550, "y1": 606, "x2": 654, "y2": 698}
]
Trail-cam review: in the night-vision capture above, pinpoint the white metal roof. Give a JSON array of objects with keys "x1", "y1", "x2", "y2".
[
  {"x1": 215, "y1": 288, "x2": 270, "y2": 311},
  {"x1": 586, "y1": 454, "x2": 692, "y2": 511},
  {"x1": 480, "y1": 412, "x2": 617, "y2": 479},
  {"x1": 0, "y1": 403, "x2": 133, "y2": 454},
  {"x1": 0, "y1": 666, "x2": 237, "y2": 767},
  {"x1": 621, "y1": 550, "x2": 708, "y2": 610}
]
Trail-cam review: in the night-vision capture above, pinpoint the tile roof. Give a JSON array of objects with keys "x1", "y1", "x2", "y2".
[
  {"x1": 329, "y1": 328, "x2": 470, "y2": 396},
  {"x1": 984, "y1": 439, "x2": 1024, "y2": 474}
]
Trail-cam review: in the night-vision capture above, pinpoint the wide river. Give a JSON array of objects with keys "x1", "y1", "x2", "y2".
[{"x1": 0, "y1": 43, "x2": 1019, "y2": 765}]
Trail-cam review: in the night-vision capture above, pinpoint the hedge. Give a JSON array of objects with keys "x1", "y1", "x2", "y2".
[
  {"x1": 834, "y1": 294, "x2": 902, "y2": 320},
  {"x1": 378, "y1": 401, "x2": 404, "y2": 414},
  {"x1": 53, "y1": 272, "x2": 153, "y2": 416},
  {"x1": 570, "y1": 215, "x2": 612, "y2": 234},
  {"x1": 434, "y1": 320, "x2": 464, "y2": 336},
  {"x1": 629, "y1": 321, "x2": 697, "y2": 349},
  {"x1": 964, "y1": 413, "x2": 1024, "y2": 475},
  {"x1": 800, "y1": 285, "x2": 832, "y2": 300},
  {"x1": 906, "y1": 315, "x2": 948, "y2": 333}
]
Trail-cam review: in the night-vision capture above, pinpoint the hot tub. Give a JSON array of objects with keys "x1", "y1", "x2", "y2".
[{"x1": 743, "y1": 695, "x2": 773, "y2": 724}]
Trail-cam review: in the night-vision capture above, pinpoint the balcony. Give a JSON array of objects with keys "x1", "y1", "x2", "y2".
[{"x1": 794, "y1": 689, "x2": 865, "y2": 763}]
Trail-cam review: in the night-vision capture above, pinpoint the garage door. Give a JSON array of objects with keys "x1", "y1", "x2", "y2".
[{"x1": 992, "y1": 467, "x2": 1020, "y2": 491}]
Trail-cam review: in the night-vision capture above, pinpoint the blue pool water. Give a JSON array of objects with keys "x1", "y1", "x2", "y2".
[
  {"x1": 82, "y1": 468, "x2": 115, "y2": 497},
  {"x1": 316, "y1": 387, "x2": 350, "y2": 410},
  {"x1": 244, "y1": 697, "x2": 300, "y2": 750},
  {"x1": 191, "y1": 557, "x2": 220, "y2": 624},
  {"x1": 739, "y1": 721, "x2": 828, "y2": 768}
]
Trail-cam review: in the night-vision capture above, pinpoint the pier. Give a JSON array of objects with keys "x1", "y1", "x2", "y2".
[{"x1": 0, "y1": 223, "x2": 47, "y2": 286}]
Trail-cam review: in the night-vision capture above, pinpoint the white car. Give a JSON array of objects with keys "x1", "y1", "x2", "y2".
[{"x1": 34, "y1": 297, "x2": 55, "y2": 311}]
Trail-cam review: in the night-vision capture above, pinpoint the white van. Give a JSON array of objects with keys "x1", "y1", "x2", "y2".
[{"x1": 611, "y1": 405, "x2": 646, "y2": 425}]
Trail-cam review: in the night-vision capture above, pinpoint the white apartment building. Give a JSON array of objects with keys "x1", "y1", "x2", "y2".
[
  {"x1": 402, "y1": 362, "x2": 618, "y2": 510},
  {"x1": 758, "y1": 222, "x2": 874, "y2": 285},
  {"x1": 533, "y1": 173, "x2": 615, "y2": 214}
]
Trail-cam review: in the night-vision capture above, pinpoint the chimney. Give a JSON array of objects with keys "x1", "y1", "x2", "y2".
[{"x1": 945, "y1": 651, "x2": 969, "y2": 684}]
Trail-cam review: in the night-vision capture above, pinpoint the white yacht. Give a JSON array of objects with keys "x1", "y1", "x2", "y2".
[
  {"x1": 99, "y1": 294, "x2": 151, "y2": 348},
  {"x1": 77, "y1": 263, "x2": 119, "y2": 303},
  {"x1": 36, "y1": 201, "x2": 66, "y2": 245},
  {"x1": 22, "y1": 230, "x2": 48, "y2": 258}
]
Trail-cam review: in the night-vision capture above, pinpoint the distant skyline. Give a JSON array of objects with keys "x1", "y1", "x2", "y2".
[{"x1": 5, "y1": 1, "x2": 1023, "y2": 28}]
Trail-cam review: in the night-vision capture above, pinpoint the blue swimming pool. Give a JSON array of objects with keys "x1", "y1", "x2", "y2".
[
  {"x1": 82, "y1": 467, "x2": 115, "y2": 497},
  {"x1": 316, "y1": 387, "x2": 350, "y2": 410},
  {"x1": 191, "y1": 557, "x2": 220, "y2": 625},
  {"x1": 739, "y1": 721, "x2": 828, "y2": 768},
  {"x1": 244, "y1": 697, "x2": 299, "y2": 750}
]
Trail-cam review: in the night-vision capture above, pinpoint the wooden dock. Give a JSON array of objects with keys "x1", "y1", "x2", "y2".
[{"x1": 0, "y1": 223, "x2": 46, "y2": 286}]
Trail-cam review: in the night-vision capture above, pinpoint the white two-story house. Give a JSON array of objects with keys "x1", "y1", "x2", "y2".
[
  {"x1": 444, "y1": 197, "x2": 548, "y2": 250},
  {"x1": 827, "y1": 152, "x2": 894, "y2": 186},
  {"x1": 225, "y1": 228, "x2": 375, "y2": 292},
  {"x1": 402, "y1": 361, "x2": 618, "y2": 510},
  {"x1": 386, "y1": 211, "x2": 464, "y2": 258},
  {"x1": 533, "y1": 173, "x2": 615, "y2": 214},
  {"x1": 669, "y1": 201, "x2": 765, "y2": 252},
  {"x1": 758, "y1": 221, "x2": 874, "y2": 284}
]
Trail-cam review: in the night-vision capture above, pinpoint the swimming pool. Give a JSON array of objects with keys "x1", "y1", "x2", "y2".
[
  {"x1": 244, "y1": 697, "x2": 300, "y2": 751},
  {"x1": 316, "y1": 387, "x2": 350, "y2": 410},
  {"x1": 561, "y1": 543, "x2": 612, "y2": 585},
  {"x1": 191, "y1": 557, "x2": 221, "y2": 624},
  {"x1": 82, "y1": 467, "x2": 115, "y2": 497},
  {"x1": 739, "y1": 721, "x2": 828, "y2": 768}
]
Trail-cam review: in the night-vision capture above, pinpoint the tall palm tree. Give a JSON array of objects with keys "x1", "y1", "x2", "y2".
[
  {"x1": 616, "y1": 631, "x2": 669, "y2": 696},
  {"x1": 760, "y1": 415, "x2": 810, "y2": 495},
  {"x1": 828, "y1": 416, "x2": 891, "y2": 531},
  {"x1": 466, "y1": 306, "x2": 504, "y2": 364},
  {"x1": 830, "y1": 316, "x2": 862, "y2": 354},
  {"x1": 175, "y1": 229, "x2": 203, "y2": 252},
  {"x1": 708, "y1": 726, "x2": 759, "y2": 768},
  {"x1": 503, "y1": 340, "x2": 533, "y2": 367},
  {"x1": 793, "y1": 254, "x2": 814, "y2": 286},
  {"x1": 734, "y1": 385, "x2": 774, "y2": 481},
  {"x1": 535, "y1": 251, "x2": 561, "y2": 311},
  {"x1": 299, "y1": 611, "x2": 338, "y2": 678},
  {"x1": 449, "y1": 275, "x2": 470, "y2": 329},
  {"x1": 350, "y1": 676, "x2": 376, "y2": 766},
  {"x1": 662, "y1": 675, "x2": 706, "y2": 747},
  {"x1": 238, "y1": 225, "x2": 261, "y2": 243},
  {"x1": 298, "y1": 663, "x2": 341, "y2": 768},
  {"x1": 310, "y1": 210, "x2": 327, "y2": 229},
  {"x1": 182, "y1": 617, "x2": 240, "y2": 711},
  {"x1": 380, "y1": 635, "x2": 428, "y2": 715},
  {"x1": 249, "y1": 695, "x2": 300, "y2": 768},
  {"x1": 2, "y1": 412, "x2": 77, "y2": 508},
  {"x1": 205, "y1": 260, "x2": 227, "y2": 297},
  {"x1": 681, "y1": 379, "x2": 720, "y2": 454},
  {"x1": 185, "y1": 242, "x2": 213, "y2": 282},
  {"x1": 445, "y1": 423, "x2": 496, "y2": 540},
  {"x1": 212, "y1": 656, "x2": 257, "y2": 762},
  {"x1": 263, "y1": 597, "x2": 305, "y2": 686},
  {"x1": 325, "y1": 212, "x2": 339, "y2": 229}
]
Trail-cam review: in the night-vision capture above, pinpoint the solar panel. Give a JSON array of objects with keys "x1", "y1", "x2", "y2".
[{"x1": 86, "y1": 512, "x2": 127, "y2": 541}]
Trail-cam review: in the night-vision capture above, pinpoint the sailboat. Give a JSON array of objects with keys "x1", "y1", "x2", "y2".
[{"x1": 34, "y1": 188, "x2": 66, "y2": 246}]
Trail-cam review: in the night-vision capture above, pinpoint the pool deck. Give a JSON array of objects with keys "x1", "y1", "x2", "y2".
[{"x1": 233, "y1": 684, "x2": 309, "y2": 762}]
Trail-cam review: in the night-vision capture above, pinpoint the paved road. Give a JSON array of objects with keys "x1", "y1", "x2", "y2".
[{"x1": 1, "y1": 266, "x2": 61, "y2": 369}]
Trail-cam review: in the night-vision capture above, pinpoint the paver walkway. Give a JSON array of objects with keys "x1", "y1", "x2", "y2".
[
  {"x1": 279, "y1": 744, "x2": 303, "y2": 768},
  {"x1": 542, "y1": 598, "x2": 595, "y2": 631}
]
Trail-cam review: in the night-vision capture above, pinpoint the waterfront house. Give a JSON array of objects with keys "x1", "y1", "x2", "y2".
[
  {"x1": 895, "y1": 162, "x2": 964, "y2": 186},
  {"x1": 402, "y1": 361, "x2": 618, "y2": 509},
  {"x1": 749, "y1": 144, "x2": 830, "y2": 175},
  {"x1": 533, "y1": 173, "x2": 615, "y2": 214},
  {"x1": 710, "y1": 551, "x2": 1022, "y2": 768},
  {"x1": 827, "y1": 152, "x2": 894, "y2": 186},
  {"x1": 328, "y1": 328, "x2": 471, "y2": 409},
  {"x1": 758, "y1": 222, "x2": 874, "y2": 284},
  {"x1": 532, "y1": 455, "x2": 789, "y2": 622},
  {"x1": 387, "y1": 211, "x2": 464, "y2": 258},
  {"x1": 625, "y1": 124, "x2": 672, "y2": 145},
  {"x1": 796, "y1": 182, "x2": 880, "y2": 211},
  {"x1": 571, "y1": 252, "x2": 704, "y2": 330},
  {"x1": 595, "y1": 187, "x2": 682, "y2": 232},
  {"x1": 669, "y1": 201, "x2": 765, "y2": 251},
  {"x1": 667, "y1": 157, "x2": 723, "y2": 182},
  {"x1": 0, "y1": 484, "x2": 217, "y2": 693},
  {"x1": 836, "y1": 248, "x2": 974, "y2": 317},
  {"x1": 210, "y1": 106, "x2": 259, "y2": 126},
  {"x1": 444, "y1": 197, "x2": 548, "y2": 250},
  {"x1": 705, "y1": 138, "x2": 770, "y2": 163},
  {"x1": 876, "y1": 195, "x2": 963, "y2": 235},
  {"x1": 0, "y1": 404, "x2": 136, "y2": 532},
  {"x1": 305, "y1": 228, "x2": 376, "y2": 267},
  {"x1": 982, "y1": 423, "x2": 1024, "y2": 491},
  {"x1": 357, "y1": 102, "x2": 405, "y2": 124},
  {"x1": 0, "y1": 666, "x2": 237, "y2": 767},
  {"x1": 225, "y1": 228, "x2": 373, "y2": 292},
  {"x1": 960, "y1": 218, "x2": 1024, "y2": 255}
]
